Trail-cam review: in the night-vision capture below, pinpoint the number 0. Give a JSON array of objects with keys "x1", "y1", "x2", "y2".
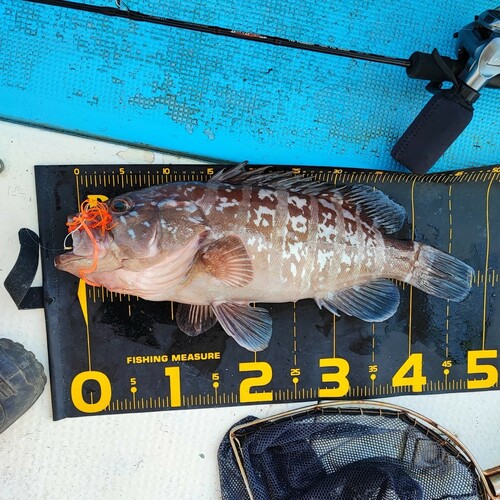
[{"x1": 71, "y1": 371, "x2": 112, "y2": 413}]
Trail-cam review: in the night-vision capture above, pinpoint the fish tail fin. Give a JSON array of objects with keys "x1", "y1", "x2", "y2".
[{"x1": 410, "y1": 243, "x2": 473, "y2": 302}]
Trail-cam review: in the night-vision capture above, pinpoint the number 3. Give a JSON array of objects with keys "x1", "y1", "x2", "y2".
[{"x1": 318, "y1": 358, "x2": 350, "y2": 398}]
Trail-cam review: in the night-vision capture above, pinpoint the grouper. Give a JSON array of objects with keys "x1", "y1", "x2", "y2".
[{"x1": 55, "y1": 165, "x2": 473, "y2": 351}]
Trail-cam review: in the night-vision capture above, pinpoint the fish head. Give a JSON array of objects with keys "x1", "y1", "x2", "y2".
[{"x1": 55, "y1": 186, "x2": 209, "y2": 279}]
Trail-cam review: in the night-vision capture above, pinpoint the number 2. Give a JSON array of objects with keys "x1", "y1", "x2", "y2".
[{"x1": 239, "y1": 362, "x2": 273, "y2": 403}]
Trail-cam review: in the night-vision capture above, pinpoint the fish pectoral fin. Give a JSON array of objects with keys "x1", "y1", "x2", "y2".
[
  {"x1": 323, "y1": 279, "x2": 400, "y2": 322},
  {"x1": 201, "y1": 235, "x2": 254, "y2": 287},
  {"x1": 212, "y1": 301, "x2": 272, "y2": 351},
  {"x1": 175, "y1": 303, "x2": 218, "y2": 337}
]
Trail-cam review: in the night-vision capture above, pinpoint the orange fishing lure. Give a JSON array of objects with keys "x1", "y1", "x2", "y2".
[{"x1": 66, "y1": 197, "x2": 114, "y2": 283}]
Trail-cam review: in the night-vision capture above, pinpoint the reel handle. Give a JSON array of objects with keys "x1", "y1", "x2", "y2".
[{"x1": 391, "y1": 89, "x2": 473, "y2": 174}]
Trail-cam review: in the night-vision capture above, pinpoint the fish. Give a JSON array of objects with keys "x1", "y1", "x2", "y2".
[{"x1": 55, "y1": 164, "x2": 474, "y2": 351}]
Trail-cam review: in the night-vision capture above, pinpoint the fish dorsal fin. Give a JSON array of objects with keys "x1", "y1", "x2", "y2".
[
  {"x1": 320, "y1": 279, "x2": 400, "y2": 322},
  {"x1": 330, "y1": 185, "x2": 407, "y2": 234},
  {"x1": 209, "y1": 165, "x2": 406, "y2": 234},
  {"x1": 201, "y1": 236, "x2": 254, "y2": 287},
  {"x1": 175, "y1": 303, "x2": 217, "y2": 336},
  {"x1": 208, "y1": 162, "x2": 249, "y2": 183},
  {"x1": 209, "y1": 163, "x2": 326, "y2": 195},
  {"x1": 212, "y1": 301, "x2": 272, "y2": 351}
]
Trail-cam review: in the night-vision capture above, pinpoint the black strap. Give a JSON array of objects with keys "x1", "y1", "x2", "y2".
[
  {"x1": 424, "y1": 49, "x2": 460, "y2": 93},
  {"x1": 4, "y1": 229, "x2": 44, "y2": 310}
]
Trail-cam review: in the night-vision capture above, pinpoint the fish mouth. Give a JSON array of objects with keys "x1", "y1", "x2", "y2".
[
  {"x1": 55, "y1": 251, "x2": 92, "y2": 269},
  {"x1": 55, "y1": 227, "x2": 113, "y2": 273}
]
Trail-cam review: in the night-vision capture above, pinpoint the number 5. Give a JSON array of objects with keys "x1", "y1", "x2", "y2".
[{"x1": 467, "y1": 350, "x2": 498, "y2": 389}]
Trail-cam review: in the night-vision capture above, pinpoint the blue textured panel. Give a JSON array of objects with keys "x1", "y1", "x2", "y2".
[{"x1": 0, "y1": 0, "x2": 498, "y2": 171}]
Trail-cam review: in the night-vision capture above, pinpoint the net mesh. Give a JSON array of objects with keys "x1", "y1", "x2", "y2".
[{"x1": 218, "y1": 408, "x2": 486, "y2": 500}]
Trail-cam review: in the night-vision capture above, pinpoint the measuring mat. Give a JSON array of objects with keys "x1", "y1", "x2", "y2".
[{"x1": 34, "y1": 165, "x2": 499, "y2": 420}]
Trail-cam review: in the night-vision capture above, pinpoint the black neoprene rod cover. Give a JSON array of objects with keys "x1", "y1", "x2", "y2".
[{"x1": 391, "y1": 89, "x2": 474, "y2": 174}]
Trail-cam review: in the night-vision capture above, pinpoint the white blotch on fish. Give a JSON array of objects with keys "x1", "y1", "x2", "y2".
[
  {"x1": 253, "y1": 205, "x2": 275, "y2": 227},
  {"x1": 290, "y1": 215, "x2": 308, "y2": 233},
  {"x1": 216, "y1": 197, "x2": 239, "y2": 212},
  {"x1": 289, "y1": 195, "x2": 308, "y2": 209}
]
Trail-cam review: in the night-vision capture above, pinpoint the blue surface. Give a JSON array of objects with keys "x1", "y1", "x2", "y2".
[{"x1": 0, "y1": 0, "x2": 498, "y2": 171}]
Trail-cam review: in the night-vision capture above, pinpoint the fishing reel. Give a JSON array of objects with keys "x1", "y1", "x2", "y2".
[{"x1": 392, "y1": 7, "x2": 500, "y2": 174}]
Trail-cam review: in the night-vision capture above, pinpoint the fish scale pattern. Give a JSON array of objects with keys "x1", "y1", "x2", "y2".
[{"x1": 0, "y1": 0, "x2": 497, "y2": 171}]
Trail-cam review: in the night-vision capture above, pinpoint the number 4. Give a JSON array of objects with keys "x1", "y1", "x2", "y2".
[{"x1": 392, "y1": 353, "x2": 427, "y2": 392}]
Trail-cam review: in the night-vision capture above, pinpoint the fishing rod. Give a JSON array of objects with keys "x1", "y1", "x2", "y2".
[
  {"x1": 22, "y1": 1, "x2": 500, "y2": 172},
  {"x1": 23, "y1": 0, "x2": 410, "y2": 67},
  {"x1": 22, "y1": 0, "x2": 484, "y2": 80}
]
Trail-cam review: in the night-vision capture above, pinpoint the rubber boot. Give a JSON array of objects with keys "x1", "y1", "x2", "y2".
[{"x1": 0, "y1": 338, "x2": 47, "y2": 433}]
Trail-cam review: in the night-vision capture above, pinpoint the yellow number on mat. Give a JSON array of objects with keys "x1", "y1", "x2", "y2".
[
  {"x1": 467, "y1": 350, "x2": 498, "y2": 389},
  {"x1": 239, "y1": 362, "x2": 273, "y2": 403},
  {"x1": 71, "y1": 371, "x2": 112, "y2": 413},
  {"x1": 392, "y1": 353, "x2": 427, "y2": 392},
  {"x1": 164, "y1": 366, "x2": 182, "y2": 407},
  {"x1": 318, "y1": 358, "x2": 350, "y2": 398}
]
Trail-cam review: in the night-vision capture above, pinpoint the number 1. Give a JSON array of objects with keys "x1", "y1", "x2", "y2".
[{"x1": 164, "y1": 367, "x2": 181, "y2": 407}]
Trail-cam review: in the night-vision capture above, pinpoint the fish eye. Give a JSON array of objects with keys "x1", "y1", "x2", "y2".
[{"x1": 110, "y1": 198, "x2": 132, "y2": 213}]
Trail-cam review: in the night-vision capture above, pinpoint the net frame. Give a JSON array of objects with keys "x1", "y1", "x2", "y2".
[{"x1": 228, "y1": 400, "x2": 500, "y2": 500}]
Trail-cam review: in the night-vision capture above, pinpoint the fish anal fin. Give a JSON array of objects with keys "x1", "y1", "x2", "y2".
[
  {"x1": 314, "y1": 297, "x2": 340, "y2": 316},
  {"x1": 176, "y1": 303, "x2": 217, "y2": 336},
  {"x1": 323, "y1": 279, "x2": 400, "y2": 323},
  {"x1": 212, "y1": 301, "x2": 272, "y2": 351},
  {"x1": 201, "y1": 235, "x2": 253, "y2": 287}
]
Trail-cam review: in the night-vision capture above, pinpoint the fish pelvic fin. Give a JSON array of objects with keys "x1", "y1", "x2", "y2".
[
  {"x1": 200, "y1": 235, "x2": 254, "y2": 287},
  {"x1": 212, "y1": 301, "x2": 272, "y2": 351},
  {"x1": 410, "y1": 244, "x2": 473, "y2": 302},
  {"x1": 318, "y1": 279, "x2": 400, "y2": 322},
  {"x1": 176, "y1": 303, "x2": 217, "y2": 336}
]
